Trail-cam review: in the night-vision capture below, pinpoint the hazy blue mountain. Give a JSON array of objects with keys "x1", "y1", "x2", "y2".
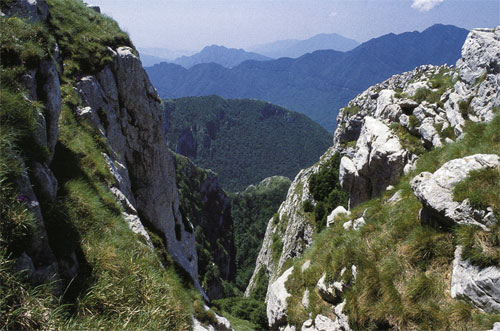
[
  {"x1": 171, "y1": 45, "x2": 271, "y2": 68},
  {"x1": 163, "y1": 95, "x2": 332, "y2": 192},
  {"x1": 146, "y1": 24, "x2": 469, "y2": 131},
  {"x1": 138, "y1": 47, "x2": 196, "y2": 60},
  {"x1": 250, "y1": 32, "x2": 360, "y2": 58},
  {"x1": 139, "y1": 53, "x2": 168, "y2": 67}
]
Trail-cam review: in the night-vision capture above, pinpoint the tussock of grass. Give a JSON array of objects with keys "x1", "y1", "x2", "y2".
[
  {"x1": 284, "y1": 113, "x2": 500, "y2": 330},
  {"x1": 343, "y1": 105, "x2": 361, "y2": 116},
  {"x1": 412, "y1": 69, "x2": 455, "y2": 105},
  {"x1": 390, "y1": 123, "x2": 426, "y2": 155},
  {"x1": 453, "y1": 167, "x2": 500, "y2": 217},
  {"x1": 46, "y1": 0, "x2": 132, "y2": 78}
]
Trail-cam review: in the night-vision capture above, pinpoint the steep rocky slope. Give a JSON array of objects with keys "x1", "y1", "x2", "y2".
[
  {"x1": 174, "y1": 154, "x2": 236, "y2": 300},
  {"x1": 247, "y1": 26, "x2": 500, "y2": 330},
  {"x1": 0, "y1": 1, "x2": 232, "y2": 329}
]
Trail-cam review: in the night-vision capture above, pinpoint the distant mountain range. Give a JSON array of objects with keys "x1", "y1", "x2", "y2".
[
  {"x1": 249, "y1": 33, "x2": 360, "y2": 58},
  {"x1": 146, "y1": 24, "x2": 469, "y2": 131},
  {"x1": 139, "y1": 53, "x2": 169, "y2": 67},
  {"x1": 163, "y1": 95, "x2": 332, "y2": 192},
  {"x1": 170, "y1": 45, "x2": 272, "y2": 69},
  {"x1": 138, "y1": 47, "x2": 196, "y2": 66}
]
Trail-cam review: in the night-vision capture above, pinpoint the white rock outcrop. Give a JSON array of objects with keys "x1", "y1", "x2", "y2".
[
  {"x1": 411, "y1": 154, "x2": 499, "y2": 229},
  {"x1": 267, "y1": 267, "x2": 294, "y2": 329},
  {"x1": 340, "y1": 117, "x2": 408, "y2": 206},
  {"x1": 451, "y1": 246, "x2": 500, "y2": 313},
  {"x1": 327, "y1": 206, "x2": 350, "y2": 227}
]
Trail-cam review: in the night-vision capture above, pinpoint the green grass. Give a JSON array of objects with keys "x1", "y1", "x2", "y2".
[
  {"x1": 451, "y1": 167, "x2": 500, "y2": 268},
  {"x1": 343, "y1": 105, "x2": 361, "y2": 116},
  {"x1": 46, "y1": 0, "x2": 132, "y2": 78},
  {"x1": 283, "y1": 113, "x2": 500, "y2": 330},
  {"x1": 454, "y1": 168, "x2": 500, "y2": 217},
  {"x1": 212, "y1": 296, "x2": 267, "y2": 330},
  {"x1": 411, "y1": 69, "x2": 455, "y2": 105},
  {"x1": 390, "y1": 123, "x2": 426, "y2": 155}
]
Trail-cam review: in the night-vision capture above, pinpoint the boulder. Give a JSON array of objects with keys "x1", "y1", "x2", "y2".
[
  {"x1": 301, "y1": 315, "x2": 336, "y2": 331},
  {"x1": 317, "y1": 266, "x2": 357, "y2": 304},
  {"x1": 411, "y1": 154, "x2": 500, "y2": 229},
  {"x1": 268, "y1": 267, "x2": 294, "y2": 329},
  {"x1": 327, "y1": 206, "x2": 350, "y2": 227},
  {"x1": 340, "y1": 117, "x2": 408, "y2": 206},
  {"x1": 343, "y1": 217, "x2": 365, "y2": 231},
  {"x1": 317, "y1": 273, "x2": 343, "y2": 304},
  {"x1": 451, "y1": 246, "x2": 500, "y2": 313},
  {"x1": 488, "y1": 322, "x2": 500, "y2": 331}
]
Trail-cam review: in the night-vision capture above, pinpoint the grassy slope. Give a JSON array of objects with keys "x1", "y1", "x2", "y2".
[
  {"x1": 0, "y1": 1, "x2": 211, "y2": 329},
  {"x1": 164, "y1": 95, "x2": 332, "y2": 192},
  {"x1": 284, "y1": 112, "x2": 500, "y2": 330}
]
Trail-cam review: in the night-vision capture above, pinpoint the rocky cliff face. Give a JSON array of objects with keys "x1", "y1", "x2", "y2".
[
  {"x1": 3, "y1": 0, "x2": 204, "y2": 298},
  {"x1": 247, "y1": 26, "x2": 500, "y2": 330},
  {"x1": 174, "y1": 154, "x2": 236, "y2": 300}
]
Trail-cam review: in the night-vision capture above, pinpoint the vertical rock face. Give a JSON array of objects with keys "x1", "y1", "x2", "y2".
[
  {"x1": 339, "y1": 116, "x2": 409, "y2": 206},
  {"x1": 174, "y1": 154, "x2": 236, "y2": 300},
  {"x1": 75, "y1": 47, "x2": 202, "y2": 295},
  {"x1": 3, "y1": 0, "x2": 60, "y2": 284}
]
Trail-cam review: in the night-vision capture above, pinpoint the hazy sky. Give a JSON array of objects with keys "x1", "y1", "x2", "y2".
[{"x1": 90, "y1": 0, "x2": 499, "y2": 51}]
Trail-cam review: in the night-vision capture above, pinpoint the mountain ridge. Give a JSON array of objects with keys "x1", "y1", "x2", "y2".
[
  {"x1": 249, "y1": 32, "x2": 359, "y2": 58},
  {"x1": 171, "y1": 44, "x2": 271, "y2": 69},
  {"x1": 146, "y1": 24, "x2": 469, "y2": 131}
]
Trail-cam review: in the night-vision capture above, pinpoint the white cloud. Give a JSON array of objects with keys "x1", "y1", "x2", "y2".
[
  {"x1": 329, "y1": 11, "x2": 338, "y2": 18},
  {"x1": 411, "y1": 0, "x2": 444, "y2": 12}
]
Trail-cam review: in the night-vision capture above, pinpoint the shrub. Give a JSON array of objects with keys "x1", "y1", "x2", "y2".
[
  {"x1": 303, "y1": 200, "x2": 314, "y2": 213},
  {"x1": 343, "y1": 105, "x2": 361, "y2": 116}
]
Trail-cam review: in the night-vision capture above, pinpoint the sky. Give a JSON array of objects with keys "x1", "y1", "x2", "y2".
[{"x1": 89, "y1": 0, "x2": 499, "y2": 52}]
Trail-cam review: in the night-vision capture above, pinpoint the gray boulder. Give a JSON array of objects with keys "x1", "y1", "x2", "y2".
[
  {"x1": 451, "y1": 246, "x2": 500, "y2": 313},
  {"x1": 327, "y1": 206, "x2": 350, "y2": 227},
  {"x1": 340, "y1": 116, "x2": 409, "y2": 206},
  {"x1": 267, "y1": 267, "x2": 294, "y2": 329},
  {"x1": 411, "y1": 154, "x2": 500, "y2": 229}
]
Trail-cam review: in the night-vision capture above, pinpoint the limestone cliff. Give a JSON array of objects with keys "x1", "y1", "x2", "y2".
[
  {"x1": 2, "y1": 0, "x2": 204, "y2": 302},
  {"x1": 174, "y1": 154, "x2": 236, "y2": 300},
  {"x1": 247, "y1": 26, "x2": 500, "y2": 330}
]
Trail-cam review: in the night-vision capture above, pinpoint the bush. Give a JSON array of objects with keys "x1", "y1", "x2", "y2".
[
  {"x1": 308, "y1": 153, "x2": 349, "y2": 232},
  {"x1": 303, "y1": 200, "x2": 314, "y2": 213},
  {"x1": 212, "y1": 296, "x2": 267, "y2": 330}
]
